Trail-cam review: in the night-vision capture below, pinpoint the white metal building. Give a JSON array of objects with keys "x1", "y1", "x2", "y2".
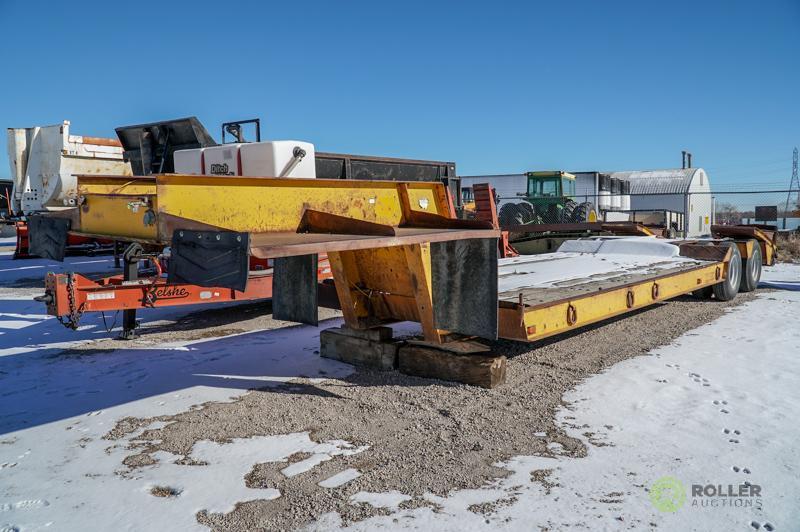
[{"x1": 608, "y1": 168, "x2": 712, "y2": 237}]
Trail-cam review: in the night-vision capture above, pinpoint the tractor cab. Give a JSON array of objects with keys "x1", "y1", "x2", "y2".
[{"x1": 526, "y1": 171, "x2": 575, "y2": 201}]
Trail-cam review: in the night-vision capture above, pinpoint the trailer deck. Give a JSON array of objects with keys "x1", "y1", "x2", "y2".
[{"x1": 494, "y1": 241, "x2": 729, "y2": 342}]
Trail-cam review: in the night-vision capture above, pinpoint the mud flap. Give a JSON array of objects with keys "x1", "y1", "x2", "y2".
[
  {"x1": 28, "y1": 216, "x2": 70, "y2": 261},
  {"x1": 272, "y1": 254, "x2": 318, "y2": 325},
  {"x1": 168, "y1": 230, "x2": 250, "y2": 292},
  {"x1": 431, "y1": 238, "x2": 498, "y2": 339}
]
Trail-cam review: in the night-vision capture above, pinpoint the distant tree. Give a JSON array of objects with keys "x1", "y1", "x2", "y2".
[{"x1": 716, "y1": 202, "x2": 740, "y2": 225}]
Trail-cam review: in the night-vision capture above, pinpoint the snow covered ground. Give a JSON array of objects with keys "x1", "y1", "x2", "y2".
[
  {"x1": 329, "y1": 264, "x2": 800, "y2": 531},
  {"x1": 1, "y1": 247, "x2": 799, "y2": 531}
]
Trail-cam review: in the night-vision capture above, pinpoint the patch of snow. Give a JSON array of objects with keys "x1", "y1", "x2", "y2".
[
  {"x1": 498, "y1": 244, "x2": 699, "y2": 294},
  {"x1": 319, "y1": 468, "x2": 361, "y2": 488},
  {"x1": 559, "y1": 236, "x2": 680, "y2": 258},
  {"x1": 280, "y1": 442, "x2": 368, "y2": 478}
]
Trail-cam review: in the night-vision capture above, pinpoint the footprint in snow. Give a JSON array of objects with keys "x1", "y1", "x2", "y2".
[
  {"x1": 0, "y1": 500, "x2": 49, "y2": 512},
  {"x1": 87, "y1": 410, "x2": 103, "y2": 417},
  {"x1": 751, "y1": 521, "x2": 775, "y2": 531},
  {"x1": 732, "y1": 466, "x2": 751, "y2": 474},
  {"x1": 723, "y1": 428, "x2": 741, "y2": 435}
]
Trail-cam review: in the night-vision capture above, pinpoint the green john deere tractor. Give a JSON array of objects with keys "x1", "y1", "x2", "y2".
[{"x1": 498, "y1": 171, "x2": 597, "y2": 227}]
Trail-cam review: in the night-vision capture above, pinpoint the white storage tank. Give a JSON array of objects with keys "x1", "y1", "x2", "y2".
[
  {"x1": 202, "y1": 143, "x2": 243, "y2": 175},
  {"x1": 621, "y1": 180, "x2": 631, "y2": 210},
  {"x1": 240, "y1": 141, "x2": 315, "y2": 178},
  {"x1": 611, "y1": 177, "x2": 622, "y2": 210},
  {"x1": 173, "y1": 147, "x2": 205, "y2": 175},
  {"x1": 173, "y1": 141, "x2": 316, "y2": 178},
  {"x1": 598, "y1": 173, "x2": 612, "y2": 211}
]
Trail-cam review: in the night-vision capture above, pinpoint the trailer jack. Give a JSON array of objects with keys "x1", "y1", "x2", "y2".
[{"x1": 119, "y1": 243, "x2": 144, "y2": 339}]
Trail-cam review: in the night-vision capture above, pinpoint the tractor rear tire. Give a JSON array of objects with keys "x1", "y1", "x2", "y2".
[
  {"x1": 571, "y1": 202, "x2": 596, "y2": 223},
  {"x1": 712, "y1": 242, "x2": 742, "y2": 302},
  {"x1": 518, "y1": 202, "x2": 536, "y2": 223},
  {"x1": 498, "y1": 202, "x2": 535, "y2": 227},
  {"x1": 561, "y1": 200, "x2": 577, "y2": 224},
  {"x1": 739, "y1": 239, "x2": 762, "y2": 293}
]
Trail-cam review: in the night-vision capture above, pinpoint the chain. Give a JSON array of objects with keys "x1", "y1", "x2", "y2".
[{"x1": 55, "y1": 272, "x2": 85, "y2": 330}]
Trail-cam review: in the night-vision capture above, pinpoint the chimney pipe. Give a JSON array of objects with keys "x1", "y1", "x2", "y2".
[
  {"x1": 681, "y1": 150, "x2": 686, "y2": 169},
  {"x1": 687, "y1": 152, "x2": 692, "y2": 168}
]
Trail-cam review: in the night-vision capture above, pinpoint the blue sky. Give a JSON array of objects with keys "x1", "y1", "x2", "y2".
[{"x1": 1, "y1": 0, "x2": 798, "y2": 187}]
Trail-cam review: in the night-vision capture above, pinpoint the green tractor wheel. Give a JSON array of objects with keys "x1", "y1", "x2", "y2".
[
  {"x1": 560, "y1": 200, "x2": 577, "y2": 224},
  {"x1": 498, "y1": 202, "x2": 536, "y2": 227},
  {"x1": 571, "y1": 202, "x2": 597, "y2": 223}
]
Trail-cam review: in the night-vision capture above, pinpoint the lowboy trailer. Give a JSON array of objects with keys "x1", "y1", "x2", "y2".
[{"x1": 31, "y1": 167, "x2": 763, "y2": 388}]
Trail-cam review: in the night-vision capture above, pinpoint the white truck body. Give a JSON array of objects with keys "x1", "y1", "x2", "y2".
[{"x1": 7, "y1": 121, "x2": 131, "y2": 214}]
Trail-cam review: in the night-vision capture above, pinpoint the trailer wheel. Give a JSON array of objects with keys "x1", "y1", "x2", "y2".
[
  {"x1": 739, "y1": 239, "x2": 762, "y2": 293},
  {"x1": 712, "y1": 242, "x2": 741, "y2": 301}
]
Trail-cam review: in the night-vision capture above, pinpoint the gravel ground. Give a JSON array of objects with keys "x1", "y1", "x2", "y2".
[{"x1": 102, "y1": 290, "x2": 757, "y2": 531}]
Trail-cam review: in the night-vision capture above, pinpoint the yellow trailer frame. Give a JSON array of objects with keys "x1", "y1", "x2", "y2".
[
  {"x1": 69, "y1": 174, "x2": 457, "y2": 243},
  {"x1": 497, "y1": 256, "x2": 728, "y2": 342}
]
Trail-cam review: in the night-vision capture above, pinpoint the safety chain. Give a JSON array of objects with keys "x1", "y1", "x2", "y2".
[
  {"x1": 56, "y1": 272, "x2": 85, "y2": 330},
  {"x1": 141, "y1": 256, "x2": 164, "y2": 308}
]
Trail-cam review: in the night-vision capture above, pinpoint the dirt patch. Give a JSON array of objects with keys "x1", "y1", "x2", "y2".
[
  {"x1": 123, "y1": 453, "x2": 157, "y2": 468},
  {"x1": 468, "y1": 495, "x2": 519, "y2": 515},
  {"x1": 106, "y1": 292, "x2": 756, "y2": 530},
  {"x1": 150, "y1": 485, "x2": 182, "y2": 498}
]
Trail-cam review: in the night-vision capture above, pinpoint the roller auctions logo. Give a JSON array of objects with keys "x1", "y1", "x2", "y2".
[
  {"x1": 650, "y1": 476, "x2": 686, "y2": 513},
  {"x1": 649, "y1": 475, "x2": 763, "y2": 512}
]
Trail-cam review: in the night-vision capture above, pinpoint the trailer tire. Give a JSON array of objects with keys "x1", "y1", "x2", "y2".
[
  {"x1": 692, "y1": 286, "x2": 713, "y2": 299},
  {"x1": 712, "y1": 243, "x2": 741, "y2": 302},
  {"x1": 739, "y1": 239, "x2": 762, "y2": 293}
]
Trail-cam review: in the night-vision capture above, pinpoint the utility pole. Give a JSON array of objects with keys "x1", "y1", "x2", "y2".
[{"x1": 785, "y1": 147, "x2": 799, "y2": 228}]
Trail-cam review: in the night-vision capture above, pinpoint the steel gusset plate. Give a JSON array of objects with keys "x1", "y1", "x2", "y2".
[
  {"x1": 431, "y1": 238, "x2": 498, "y2": 339},
  {"x1": 168, "y1": 230, "x2": 250, "y2": 291},
  {"x1": 272, "y1": 254, "x2": 318, "y2": 326},
  {"x1": 28, "y1": 215, "x2": 70, "y2": 261}
]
